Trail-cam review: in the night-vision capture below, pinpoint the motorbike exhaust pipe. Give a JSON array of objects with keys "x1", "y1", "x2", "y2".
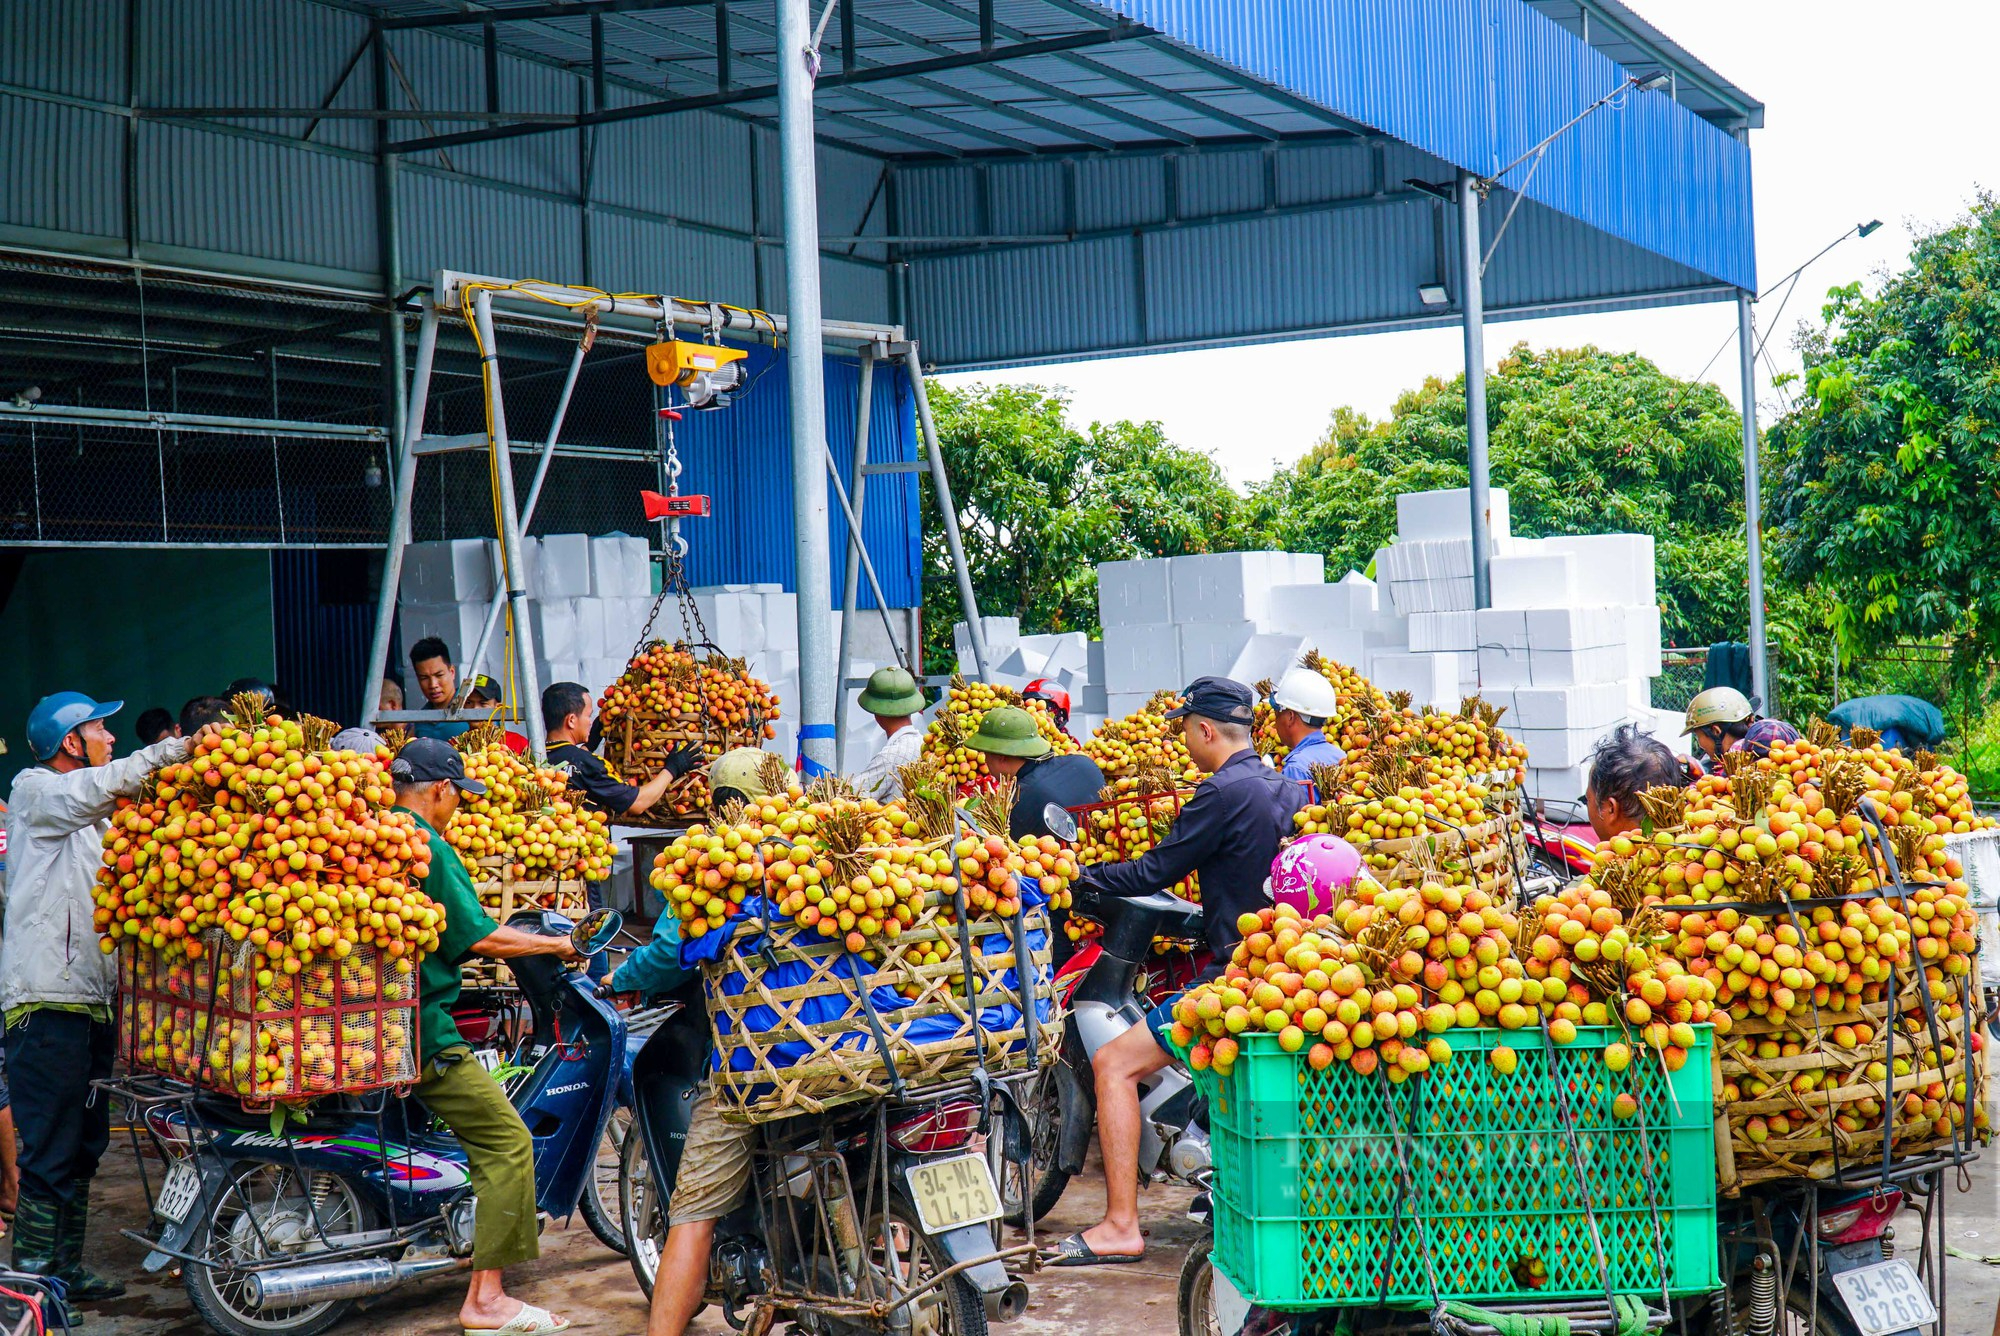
[
  {"x1": 246, "y1": 1255, "x2": 466, "y2": 1311},
  {"x1": 984, "y1": 1280, "x2": 1030, "y2": 1323}
]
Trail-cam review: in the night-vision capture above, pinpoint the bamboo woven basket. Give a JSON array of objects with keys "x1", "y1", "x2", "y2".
[
  {"x1": 601, "y1": 711, "x2": 767, "y2": 824},
  {"x1": 703, "y1": 892, "x2": 1059, "y2": 1123},
  {"x1": 461, "y1": 858, "x2": 591, "y2": 989},
  {"x1": 1347, "y1": 812, "x2": 1526, "y2": 899},
  {"x1": 1710, "y1": 968, "x2": 1987, "y2": 1190}
]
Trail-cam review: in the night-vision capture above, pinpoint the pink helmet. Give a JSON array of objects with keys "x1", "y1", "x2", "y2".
[{"x1": 1269, "y1": 835, "x2": 1363, "y2": 918}]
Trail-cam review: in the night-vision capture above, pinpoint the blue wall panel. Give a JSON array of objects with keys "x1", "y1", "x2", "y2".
[{"x1": 673, "y1": 349, "x2": 921, "y2": 609}]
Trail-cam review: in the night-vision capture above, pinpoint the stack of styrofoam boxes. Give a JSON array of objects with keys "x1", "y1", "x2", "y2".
[
  {"x1": 398, "y1": 534, "x2": 653, "y2": 693},
  {"x1": 1097, "y1": 558, "x2": 1180, "y2": 722},
  {"x1": 1474, "y1": 530, "x2": 1679, "y2": 805}
]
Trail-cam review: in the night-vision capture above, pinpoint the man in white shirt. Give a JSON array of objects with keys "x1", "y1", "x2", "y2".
[{"x1": 849, "y1": 667, "x2": 926, "y2": 801}]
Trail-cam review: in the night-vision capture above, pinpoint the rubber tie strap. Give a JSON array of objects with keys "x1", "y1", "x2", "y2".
[{"x1": 796, "y1": 723, "x2": 836, "y2": 778}]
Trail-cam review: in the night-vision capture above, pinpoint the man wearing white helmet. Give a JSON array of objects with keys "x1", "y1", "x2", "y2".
[{"x1": 1269, "y1": 666, "x2": 1345, "y2": 788}]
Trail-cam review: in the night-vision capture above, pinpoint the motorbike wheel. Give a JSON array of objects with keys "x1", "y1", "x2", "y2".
[
  {"x1": 620, "y1": 1124, "x2": 666, "y2": 1299},
  {"x1": 1707, "y1": 1281, "x2": 1857, "y2": 1336},
  {"x1": 582, "y1": 1106, "x2": 632, "y2": 1255},
  {"x1": 866, "y1": 1200, "x2": 989, "y2": 1336},
  {"x1": 999, "y1": 1066, "x2": 1072, "y2": 1227},
  {"x1": 183, "y1": 1161, "x2": 374, "y2": 1336},
  {"x1": 1178, "y1": 1234, "x2": 1219, "y2": 1336}
]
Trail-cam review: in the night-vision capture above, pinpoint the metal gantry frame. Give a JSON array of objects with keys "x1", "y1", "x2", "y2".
[{"x1": 360, "y1": 268, "x2": 990, "y2": 766}]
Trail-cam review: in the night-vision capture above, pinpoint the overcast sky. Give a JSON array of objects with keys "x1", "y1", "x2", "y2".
[{"x1": 938, "y1": 1, "x2": 1999, "y2": 487}]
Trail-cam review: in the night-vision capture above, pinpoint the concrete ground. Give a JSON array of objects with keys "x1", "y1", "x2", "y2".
[
  {"x1": 73, "y1": 1143, "x2": 1194, "y2": 1336},
  {"x1": 58, "y1": 1126, "x2": 1999, "y2": 1336}
]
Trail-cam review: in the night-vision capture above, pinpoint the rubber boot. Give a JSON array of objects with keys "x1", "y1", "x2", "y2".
[
  {"x1": 8, "y1": 1193, "x2": 58, "y2": 1277},
  {"x1": 52, "y1": 1182, "x2": 125, "y2": 1302}
]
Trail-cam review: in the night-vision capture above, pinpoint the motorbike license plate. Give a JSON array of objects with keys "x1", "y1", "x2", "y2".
[
  {"x1": 1831, "y1": 1259, "x2": 1937, "y2": 1336},
  {"x1": 903, "y1": 1154, "x2": 1002, "y2": 1234},
  {"x1": 155, "y1": 1161, "x2": 202, "y2": 1224}
]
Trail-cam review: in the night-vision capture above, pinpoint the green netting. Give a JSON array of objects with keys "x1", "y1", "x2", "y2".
[{"x1": 1197, "y1": 1025, "x2": 1718, "y2": 1310}]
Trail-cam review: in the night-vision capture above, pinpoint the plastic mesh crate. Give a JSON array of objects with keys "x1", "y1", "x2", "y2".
[{"x1": 1202, "y1": 1025, "x2": 1717, "y2": 1310}]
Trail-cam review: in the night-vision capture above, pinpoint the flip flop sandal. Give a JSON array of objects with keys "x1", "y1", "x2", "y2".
[
  {"x1": 464, "y1": 1303, "x2": 572, "y2": 1335},
  {"x1": 1047, "y1": 1232, "x2": 1145, "y2": 1267}
]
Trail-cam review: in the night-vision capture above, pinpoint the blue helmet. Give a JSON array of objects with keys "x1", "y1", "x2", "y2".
[{"x1": 27, "y1": 692, "x2": 123, "y2": 761}]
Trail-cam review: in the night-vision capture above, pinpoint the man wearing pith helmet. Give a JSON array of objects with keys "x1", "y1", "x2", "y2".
[{"x1": 850, "y1": 666, "x2": 927, "y2": 801}]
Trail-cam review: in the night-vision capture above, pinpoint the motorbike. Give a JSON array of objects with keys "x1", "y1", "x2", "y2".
[
  {"x1": 100, "y1": 908, "x2": 624, "y2": 1336},
  {"x1": 998, "y1": 803, "x2": 1214, "y2": 1227},
  {"x1": 617, "y1": 978, "x2": 1033, "y2": 1336}
]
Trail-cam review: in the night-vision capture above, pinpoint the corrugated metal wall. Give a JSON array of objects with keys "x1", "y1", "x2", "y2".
[{"x1": 673, "y1": 348, "x2": 922, "y2": 609}]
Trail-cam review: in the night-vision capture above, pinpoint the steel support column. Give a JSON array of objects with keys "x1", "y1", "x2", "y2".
[
  {"x1": 778, "y1": 0, "x2": 836, "y2": 776},
  {"x1": 470, "y1": 289, "x2": 548, "y2": 755},
  {"x1": 1459, "y1": 171, "x2": 1493, "y2": 610},
  {"x1": 905, "y1": 345, "x2": 990, "y2": 680},
  {"x1": 835, "y1": 347, "x2": 875, "y2": 766},
  {"x1": 1737, "y1": 291, "x2": 1769, "y2": 711}
]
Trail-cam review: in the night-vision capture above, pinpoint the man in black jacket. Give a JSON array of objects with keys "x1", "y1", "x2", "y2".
[
  {"x1": 1049, "y1": 677, "x2": 1303, "y2": 1267},
  {"x1": 962, "y1": 705, "x2": 1105, "y2": 840}
]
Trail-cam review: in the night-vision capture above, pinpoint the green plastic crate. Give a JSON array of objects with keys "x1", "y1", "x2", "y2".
[{"x1": 1195, "y1": 1024, "x2": 1718, "y2": 1310}]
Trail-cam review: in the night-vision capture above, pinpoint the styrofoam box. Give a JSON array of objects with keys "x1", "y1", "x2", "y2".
[
  {"x1": 1516, "y1": 726, "x2": 1612, "y2": 772},
  {"x1": 1277, "y1": 552, "x2": 1327, "y2": 586},
  {"x1": 1476, "y1": 608, "x2": 1530, "y2": 652},
  {"x1": 1097, "y1": 558, "x2": 1174, "y2": 629},
  {"x1": 1080, "y1": 681, "x2": 1109, "y2": 715},
  {"x1": 1367, "y1": 651, "x2": 1461, "y2": 710},
  {"x1": 1171, "y1": 552, "x2": 1291, "y2": 624},
  {"x1": 1101, "y1": 623, "x2": 1181, "y2": 696},
  {"x1": 580, "y1": 657, "x2": 628, "y2": 691},
  {"x1": 1408, "y1": 610, "x2": 1477, "y2": 653},
  {"x1": 1396, "y1": 487, "x2": 1513, "y2": 545},
  {"x1": 1623, "y1": 604, "x2": 1664, "y2": 677},
  {"x1": 1537, "y1": 534, "x2": 1656, "y2": 609},
  {"x1": 1524, "y1": 605, "x2": 1623, "y2": 651},
  {"x1": 953, "y1": 617, "x2": 1021, "y2": 666},
  {"x1": 1479, "y1": 643, "x2": 1624, "y2": 688},
  {"x1": 532, "y1": 534, "x2": 592, "y2": 601},
  {"x1": 1178, "y1": 621, "x2": 1258, "y2": 682},
  {"x1": 1303, "y1": 628, "x2": 1370, "y2": 669},
  {"x1": 588, "y1": 535, "x2": 642, "y2": 599},
  {"x1": 570, "y1": 598, "x2": 607, "y2": 660},
  {"x1": 1387, "y1": 576, "x2": 1475, "y2": 616},
  {"x1": 1086, "y1": 639, "x2": 1105, "y2": 688},
  {"x1": 1106, "y1": 691, "x2": 1155, "y2": 721},
  {"x1": 694, "y1": 591, "x2": 765, "y2": 651},
  {"x1": 1266, "y1": 579, "x2": 1376, "y2": 632},
  {"x1": 1522, "y1": 762, "x2": 1592, "y2": 807},
  {"x1": 1229, "y1": 633, "x2": 1313, "y2": 689},
  {"x1": 539, "y1": 659, "x2": 584, "y2": 690},
  {"x1": 403, "y1": 539, "x2": 496, "y2": 605},
  {"x1": 1488, "y1": 551, "x2": 1577, "y2": 610},
  {"x1": 1504, "y1": 682, "x2": 1628, "y2": 731},
  {"x1": 531, "y1": 599, "x2": 580, "y2": 661},
  {"x1": 761, "y1": 592, "x2": 798, "y2": 652},
  {"x1": 1010, "y1": 631, "x2": 1090, "y2": 680}
]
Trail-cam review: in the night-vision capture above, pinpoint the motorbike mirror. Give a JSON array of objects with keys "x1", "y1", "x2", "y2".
[
  {"x1": 1042, "y1": 802, "x2": 1078, "y2": 842},
  {"x1": 572, "y1": 908, "x2": 623, "y2": 959}
]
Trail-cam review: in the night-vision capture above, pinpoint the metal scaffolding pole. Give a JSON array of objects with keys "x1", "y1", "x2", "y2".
[
  {"x1": 1737, "y1": 291, "x2": 1769, "y2": 711},
  {"x1": 469, "y1": 288, "x2": 548, "y2": 755},
  {"x1": 905, "y1": 344, "x2": 991, "y2": 680},
  {"x1": 835, "y1": 347, "x2": 875, "y2": 765},
  {"x1": 1459, "y1": 171, "x2": 1493, "y2": 610},
  {"x1": 778, "y1": 0, "x2": 836, "y2": 777},
  {"x1": 363, "y1": 299, "x2": 438, "y2": 726},
  {"x1": 462, "y1": 329, "x2": 592, "y2": 700}
]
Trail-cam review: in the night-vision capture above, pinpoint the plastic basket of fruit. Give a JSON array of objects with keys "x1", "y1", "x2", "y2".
[
  {"x1": 120, "y1": 934, "x2": 419, "y2": 1106},
  {"x1": 1195, "y1": 1025, "x2": 1718, "y2": 1310},
  {"x1": 1065, "y1": 785, "x2": 1202, "y2": 918},
  {"x1": 701, "y1": 888, "x2": 1058, "y2": 1122}
]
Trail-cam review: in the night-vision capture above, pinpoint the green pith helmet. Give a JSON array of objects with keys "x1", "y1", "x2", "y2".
[
  {"x1": 1682, "y1": 686, "x2": 1755, "y2": 736},
  {"x1": 710, "y1": 747, "x2": 774, "y2": 797},
  {"x1": 857, "y1": 666, "x2": 926, "y2": 717},
  {"x1": 964, "y1": 705, "x2": 1053, "y2": 759}
]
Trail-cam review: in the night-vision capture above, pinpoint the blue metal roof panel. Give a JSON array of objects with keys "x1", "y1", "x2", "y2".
[{"x1": 1083, "y1": 0, "x2": 1755, "y2": 290}]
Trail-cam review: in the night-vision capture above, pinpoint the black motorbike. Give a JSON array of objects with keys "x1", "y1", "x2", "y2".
[{"x1": 617, "y1": 985, "x2": 1034, "y2": 1336}]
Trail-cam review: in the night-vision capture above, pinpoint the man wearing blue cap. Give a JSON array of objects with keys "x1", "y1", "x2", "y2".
[{"x1": 0, "y1": 692, "x2": 212, "y2": 1306}]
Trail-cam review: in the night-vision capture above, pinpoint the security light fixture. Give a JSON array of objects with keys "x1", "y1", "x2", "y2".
[
  {"x1": 364, "y1": 454, "x2": 384, "y2": 488},
  {"x1": 1858, "y1": 220, "x2": 1883, "y2": 238},
  {"x1": 1633, "y1": 71, "x2": 1671, "y2": 93},
  {"x1": 1418, "y1": 283, "x2": 1450, "y2": 308}
]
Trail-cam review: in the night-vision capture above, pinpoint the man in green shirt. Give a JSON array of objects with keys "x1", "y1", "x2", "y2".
[{"x1": 392, "y1": 738, "x2": 580, "y2": 1336}]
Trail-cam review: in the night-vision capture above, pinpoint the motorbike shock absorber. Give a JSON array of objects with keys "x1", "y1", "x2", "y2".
[
  {"x1": 1746, "y1": 1254, "x2": 1779, "y2": 1336},
  {"x1": 1880, "y1": 1225, "x2": 1895, "y2": 1261}
]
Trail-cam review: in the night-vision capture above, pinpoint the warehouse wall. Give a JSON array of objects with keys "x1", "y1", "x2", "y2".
[{"x1": 0, "y1": 549, "x2": 275, "y2": 796}]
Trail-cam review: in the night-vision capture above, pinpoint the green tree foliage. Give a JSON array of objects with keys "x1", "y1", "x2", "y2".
[
  {"x1": 919, "y1": 383, "x2": 1242, "y2": 669},
  {"x1": 1768, "y1": 196, "x2": 2000, "y2": 686},
  {"x1": 1246, "y1": 346, "x2": 1749, "y2": 648}
]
